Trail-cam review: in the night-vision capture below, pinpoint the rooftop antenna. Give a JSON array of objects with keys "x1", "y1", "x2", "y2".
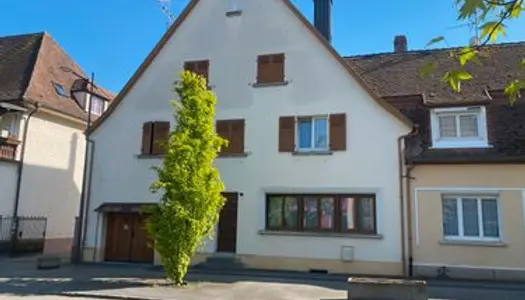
[{"x1": 157, "y1": 0, "x2": 175, "y2": 28}]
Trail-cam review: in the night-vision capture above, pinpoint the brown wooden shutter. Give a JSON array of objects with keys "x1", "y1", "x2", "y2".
[
  {"x1": 279, "y1": 116, "x2": 295, "y2": 152},
  {"x1": 152, "y1": 121, "x2": 170, "y2": 155},
  {"x1": 329, "y1": 113, "x2": 346, "y2": 151},
  {"x1": 184, "y1": 60, "x2": 209, "y2": 82},
  {"x1": 141, "y1": 122, "x2": 153, "y2": 155},
  {"x1": 230, "y1": 119, "x2": 245, "y2": 154},
  {"x1": 257, "y1": 54, "x2": 284, "y2": 84},
  {"x1": 216, "y1": 120, "x2": 231, "y2": 154}
]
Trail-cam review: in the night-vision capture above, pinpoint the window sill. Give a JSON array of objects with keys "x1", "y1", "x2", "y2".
[
  {"x1": 217, "y1": 152, "x2": 250, "y2": 158},
  {"x1": 440, "y1": 239, "x2": 506, "y2": 247},
  {"x1": 136, "y1": 154, "x2": 164, "y2": 159},
  {"x1": 226, "y1": 10, "x2": 242, "y2": 17},
  {"x1": 259, "y1": 230, "x2": 383, "y2": 240},
  {"x1": 252, "y1": 81, "x2": 289, "y2": 88},
  {"x1": 430, "y1": 142, "x2": 491, "y2": 149},
  {"x1": 292, "y1": 150, "x2": 333, "y2": 156}
]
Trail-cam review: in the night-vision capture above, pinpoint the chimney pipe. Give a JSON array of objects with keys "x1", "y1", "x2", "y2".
[
  {"x1": 394, "y1": 35, "x2": 408, "y2": 53},
  {"x1": 313, "y1": 0, "x2": 333, "y2": 43}
]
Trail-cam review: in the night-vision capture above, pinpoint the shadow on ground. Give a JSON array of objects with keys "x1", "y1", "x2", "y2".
[{"x1": 0, "y1": 260, "x2": 524, "y2": 300}]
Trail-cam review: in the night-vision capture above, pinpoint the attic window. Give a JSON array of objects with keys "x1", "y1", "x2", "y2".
[
  {"x1": 430, "y1": 106, "x2": 489, "y2": 149},
  {"x1": 53, "y1": 82, "x2": 68, "y2": 98}
]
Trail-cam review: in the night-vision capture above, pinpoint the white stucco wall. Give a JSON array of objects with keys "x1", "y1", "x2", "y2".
[
  {"x1": 0, "y1": 162, "x2": 17, "y2": 217},
  {"x1": 86, "y1": 0, "x2": 410, "y2": 264},
  {"x1": 17, "y1": 111, "x2": 85, "y2": 241}
]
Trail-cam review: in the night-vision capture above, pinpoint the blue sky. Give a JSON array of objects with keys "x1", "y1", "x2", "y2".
[{"x1": 1, "y1": 0, "x2": 524, "y2": 93}]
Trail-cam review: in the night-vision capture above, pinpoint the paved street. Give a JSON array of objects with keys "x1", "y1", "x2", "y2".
[{"x1": 1, "y1": 258, "x2": 525, "y2": 300}]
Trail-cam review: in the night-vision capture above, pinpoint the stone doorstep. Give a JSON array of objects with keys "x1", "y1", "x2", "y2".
[{"x1": 347, "y1": 277, "x2": 428, "y2": 300}]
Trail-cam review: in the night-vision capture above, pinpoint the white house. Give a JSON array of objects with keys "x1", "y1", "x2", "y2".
[
  {"x1": 83, "y1": 0, "x2": 413, "y2": 275},
  {"x1": 0, "y1": 32, "x2": 112, "y2": 257}
]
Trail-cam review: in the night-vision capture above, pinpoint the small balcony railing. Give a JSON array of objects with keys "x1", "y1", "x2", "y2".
[{"x1": 0, "y1": 138, "x2": 19, "y2": 161}]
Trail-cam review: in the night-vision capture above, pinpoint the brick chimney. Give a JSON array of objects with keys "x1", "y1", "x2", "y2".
[
  {"x1": 313, "y1": 0, "x2": 333, "y2": 43},
  {"x1": 394, "y1": 35, "x2": 408, "y2": 53}
]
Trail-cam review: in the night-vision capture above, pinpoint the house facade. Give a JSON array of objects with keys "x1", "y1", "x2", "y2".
[
  {"x1": 82, "y1": 0, "x2": 412, "y2": 275},
  {"x1": 82, "y1": 0, "x2": 525, "y2": 280},
  {"x1": 349, "y1": 42, "x2": 525, "y2": 280},
  {"x1": 0, "y1": 32, "x2": 112, "y2": 256}
]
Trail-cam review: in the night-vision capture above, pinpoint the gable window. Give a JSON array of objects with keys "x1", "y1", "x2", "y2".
[
  {"x1": 184, "y1": 60, "x2": 210, "y2": 82},
  {"x1": 267, "y1": 194, "x2": 376, "y2": 234},
  {"x1": 0, "y1": 114, "x2": 21, "y2": 139},
  {"x1": 257, "y1": 53, "x2": 285, "y2": 84},
  {"x1": 216, "y1": 119, "x2": 245, "y2": 156},
  {"x1": 141, "y1": 121, "x2": 170, "y2": 155},
  {"x1": 430, "y1": 106, "x2": 488, "y2": 148},
  {"x1": 442, "y1": 195, "x2": 500, "y2": 242},
  {"x1": 279, "y1": 114, "x2": 346, "y2": 153},
  {"x1": 90, "y1": 96, "x2": 106, "y2": 116},
  {"x1": 297, "y1": 116, "x2": 328, "y2": 151}
]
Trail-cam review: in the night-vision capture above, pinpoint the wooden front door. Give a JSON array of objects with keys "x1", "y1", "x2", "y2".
[
  {"x1": 217, "y1": 192, "x2": 238, "y2": 253},
  {"x1": 105, "y1": 213, "x2": 153, "y2": 263}
]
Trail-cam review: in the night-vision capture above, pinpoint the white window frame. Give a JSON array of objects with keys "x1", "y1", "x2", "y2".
[
  {"x1": 442, "y1": 195, "x2": 501, "y2": 242},
  {"x1": 87, "y1": 96, "x2": 106, "y2": 116},
  {"x1": 430, "y1": 106, "x2": 489, "y2": 149},
  {"x1": 295, "y1": 115, "x2": 329, "y2": 152}
]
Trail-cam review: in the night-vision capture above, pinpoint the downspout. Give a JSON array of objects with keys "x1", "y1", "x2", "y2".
[
  {"x1": 73, "y1": 72, "x2": 95, "y2": 264},
  {"x1": 397, "y1": 125, "x2": 418, "y2": 277},
  {"x1": 405, "y1": 164, "x2": 416, "y2": 277},
  {"x1": 11, "y1": 102, "x2": 39, "y2": 255},
  {"x1": 81, "y1": 139, "x2": 95, "y2": 256}
]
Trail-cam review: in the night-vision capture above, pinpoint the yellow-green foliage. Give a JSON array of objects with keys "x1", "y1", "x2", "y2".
[{"x1": 146, "y1": 71, "x2": 227, "y2": 284}]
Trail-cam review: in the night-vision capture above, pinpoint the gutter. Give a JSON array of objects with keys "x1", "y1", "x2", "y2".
[
  {"x1": 11, "y1": 102, "x2": 39, "y2": 255},
  {"x1": 397, "y1": 125, "x2": 418, "y2": 277}
]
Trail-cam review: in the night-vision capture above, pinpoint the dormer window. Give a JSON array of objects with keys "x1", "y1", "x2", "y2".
[{"x1": 430, "y1": 106, "x2": 488, "y2": 149}]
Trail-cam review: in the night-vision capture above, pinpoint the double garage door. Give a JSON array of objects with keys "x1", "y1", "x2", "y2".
[
  {"x1": 105, "y1": 213, "x2": 154, "y2": 263},
  {"x1": 104, "y1": 192, "x2": 239, "y2": 263}
]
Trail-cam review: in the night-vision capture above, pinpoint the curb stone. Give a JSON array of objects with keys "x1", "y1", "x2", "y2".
[{"x1": 60, "y1": 291, "x2": 168, "y2": 300}]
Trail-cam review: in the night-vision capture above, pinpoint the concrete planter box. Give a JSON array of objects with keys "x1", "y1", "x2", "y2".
[{"x1": 347, "y1": 277, "x2": 427, "y2": 300}]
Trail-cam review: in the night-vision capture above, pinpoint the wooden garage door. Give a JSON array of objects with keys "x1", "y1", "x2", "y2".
[
  {"x1": 105, "y1": 213, "x2": 153, "y2": 263},
  {"x1": 217, "y1": 192, "x2": 239, "y2": 253}
]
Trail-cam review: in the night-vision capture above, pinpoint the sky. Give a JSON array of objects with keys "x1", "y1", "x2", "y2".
[{"x1": 1, "y1": 0, "x2": 524, "y2": 93}]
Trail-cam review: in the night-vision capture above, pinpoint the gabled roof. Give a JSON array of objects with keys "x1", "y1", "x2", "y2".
[
  {"x1": 0, "y1": 32, "x2": 114, "y2": 121},
  {"x1": 346, "y1": 42, "x2": 525, "y2": 105},
  {"x1": 347, "y1": 43, "x2": 525, "y2": 163},
  {"x1": 86, "y1": 0, "x2": 412, "y2": 134}
]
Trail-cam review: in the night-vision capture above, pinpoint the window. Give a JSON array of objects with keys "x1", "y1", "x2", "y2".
[
  {"x1": 266, "y1": 194, "x2": 376, "y2": 234},
  {"x1": 90, "y1": 96, "x2": 105, "y2": 116},
  {"x1": 297, "y1": 116, "x2": 328, "y2": 151},
  {"x1": 442, "y1": 196, "x2": 500, "y2": 241},
  {"x1": 141, "y1": 121, "x2": 170, "y2": 155},
  {"x1": 430, "y1": 106, "x2": 488, "y2": 148},
  {"x1": 0, "y1": 114, "x2": 20, "y2": 139},
  {"x1": 257, "y1": 53, "x2": 285, "y2": 84},
  {"x1": 279, "y1": 114, "x2": 346, "y2": 153},
  {"x1": 216, "y1": 119, "x2": 245, "y2": 155},
  {"x1": 184, "y1": 60, "x2": 209, "y2": 82},
  {"x1": 52, "y1": 82, "x2": 69, "y2": 98}
]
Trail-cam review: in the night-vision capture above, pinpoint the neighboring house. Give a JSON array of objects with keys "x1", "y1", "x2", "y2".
[
  {"x1": 82, "y1": 0, "x2": 412, "y2": 275},
  {"x1": 348, "y1": 40, "x2": 525, "y2": 280},
  {"x1": 0, "y1": 32, "x2": 112, "y2": 256}
]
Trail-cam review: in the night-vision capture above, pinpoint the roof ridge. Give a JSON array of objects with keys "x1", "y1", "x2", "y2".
[
  {"x1": 0, "y1": 31, "x2": 45, "y2": 40},
  {"x1": 344, "y1": 40, "x2": 525, "y2": 60}
]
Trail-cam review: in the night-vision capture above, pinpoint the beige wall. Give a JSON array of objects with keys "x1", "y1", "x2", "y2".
[
  {"x1": 18, "y1": 111, "x2": 86, "y2": 255},
  {"x1": 411, "y1": 165, "x2": 525, "y2": 271},
  {"x1": 0, "y1": 162, "x2": 17, "y2": 216}
]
